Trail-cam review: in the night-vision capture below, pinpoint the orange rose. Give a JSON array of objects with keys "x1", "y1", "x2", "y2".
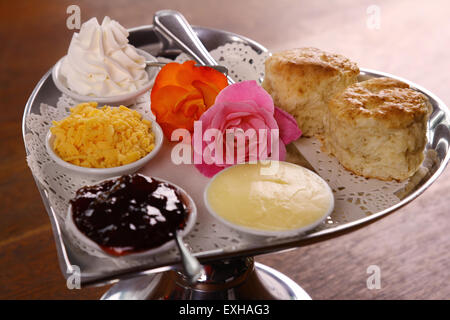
[{"x1": 150, "y1": 60, "x2": 228, "y2": 138}]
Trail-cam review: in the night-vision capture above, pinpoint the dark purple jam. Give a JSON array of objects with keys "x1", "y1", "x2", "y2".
[{"x1": 70, "y1": 174, "x2": 189, "y2": 256}]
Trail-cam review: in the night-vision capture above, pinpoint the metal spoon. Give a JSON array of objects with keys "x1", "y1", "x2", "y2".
[
  {"x1": 174, "y1": 229, "x2": 204, "y2": 283},
  {"x1": 145, "y1": 60, "x2": 228, "y2": 75},
  {"x1": 153, "y1": 10, "x2": 235, "y2": 84}
]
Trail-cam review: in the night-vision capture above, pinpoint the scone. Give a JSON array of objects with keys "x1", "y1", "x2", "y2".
[
  {"x1": 323, "y1": 77, "x2": 432, "y2": 181},
  {"x1": 262, "y1": 47, "x2": 359, "y2": 137}
]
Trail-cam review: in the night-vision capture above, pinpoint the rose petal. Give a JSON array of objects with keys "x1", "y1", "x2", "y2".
[
  {"x1": 202, "y1": 101, "x2": 257, "y2": 131},
  {"x1": 194, "y1": 162, "x2": 224, "y2": 178},
  {"x1": 151, "y1": 85, "x2": 189, "y2": 117},
  {"x1": 215, "y1": 80, "x2": 275, "y2": 114},
  {"x1": 225, "y1": 111, "x2": 253, "y2": 121},
  {"x1": 151, "y1": 62, "x2": 184, "y2": 92},
  {"x1": 151, "y1": 61, "x2": 228, "y2": 138},
  {"x1": 193, "y1": 81, "x2": 300, "y2": 178},
  {"x1": 225, "y1": 118, "x2": 242, "y2": 129},
  {"x1": 173, "y1": 90, "x2": 202, "y2": 113},
  {"x1": 274, "y1": 106, "x2": 302, "y2": 144},
  {"x1": 191, "y1": 80, "x2": 220, "y2": 108},
  {"x1": 278, "y1": 141, "x2": 287, "y2": 161},
  {"x1": 246, "y1": 117, "x2": 270, "y2": 132}
]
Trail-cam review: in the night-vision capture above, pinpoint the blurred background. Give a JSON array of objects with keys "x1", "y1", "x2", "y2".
[{"x1": 0, "y1": 0, "x2": 449, "y2": 299}]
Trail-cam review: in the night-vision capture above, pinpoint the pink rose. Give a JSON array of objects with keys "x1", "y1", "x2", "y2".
[{"x1": 193, "y1": 80, "x2": 301, "y2": 177}]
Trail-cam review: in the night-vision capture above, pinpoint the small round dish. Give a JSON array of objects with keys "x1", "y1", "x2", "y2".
[
  {"x1": 45, "y1": 115, "x2": 164, "y2": 179},
  {"x1": 52, "y1": 49, "x2": 159, "y2": 106},
  {"x1": 65, "y1": 175, "x2": 198, "y2": 259},
  {"x1": 204, "y1": 161, "x2": 335, "y2": 238}
]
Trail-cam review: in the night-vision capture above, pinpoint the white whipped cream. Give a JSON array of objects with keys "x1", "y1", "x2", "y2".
[{"x1": 61, "y1": 16, "x2": 149, "y2": 97}]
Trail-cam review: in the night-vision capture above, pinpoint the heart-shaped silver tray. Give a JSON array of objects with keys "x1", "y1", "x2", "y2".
[{"x1": 22, "y1": 25, "x2": 450, "y2": 287}]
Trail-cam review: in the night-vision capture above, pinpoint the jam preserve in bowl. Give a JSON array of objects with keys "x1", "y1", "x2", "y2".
[{"x1": 66, "y1": 174, "x2": 197, "y2": 258}]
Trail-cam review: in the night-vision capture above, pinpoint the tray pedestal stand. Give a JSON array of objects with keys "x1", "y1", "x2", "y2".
[{"x1": 101, "y1": 257, "x2": 311, "y2": 300}]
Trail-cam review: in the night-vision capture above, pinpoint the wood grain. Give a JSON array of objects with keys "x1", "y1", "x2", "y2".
[{"x1": 0, "y1": 0, "x2": 449, "y2": 299}]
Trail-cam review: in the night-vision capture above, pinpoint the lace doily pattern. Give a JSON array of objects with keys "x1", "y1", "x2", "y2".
[
  {"x1": 24, "y1": 42, "x2": 418, "y2": 267},
  {"x1": 176, "y1": 42, "x2": 270, "y2": 84},
  {"x1": 294, "y1": 138, "x2": 408, "y2": 225}
]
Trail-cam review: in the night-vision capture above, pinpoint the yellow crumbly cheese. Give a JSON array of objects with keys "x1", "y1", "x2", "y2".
[{"x1": 50, "y1": 102, "x2": 155, "y2": 168}]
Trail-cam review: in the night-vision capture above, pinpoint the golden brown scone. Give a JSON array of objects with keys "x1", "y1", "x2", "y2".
[
  {"x1": 262, "y1": 47, "x2": 359, "y2": 137},
  {"x1": 323, "y1": 77, "x2": 432, "y2": 181}
]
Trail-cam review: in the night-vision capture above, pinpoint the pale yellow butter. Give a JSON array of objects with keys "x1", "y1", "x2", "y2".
[{"x1": 206, "y1": 161, "x2": 333, "y2": 232}]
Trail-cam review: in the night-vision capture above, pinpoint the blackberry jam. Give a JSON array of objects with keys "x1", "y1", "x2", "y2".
[{"x1": 70, "y1": 174, "x2": 190, "y2": 256}]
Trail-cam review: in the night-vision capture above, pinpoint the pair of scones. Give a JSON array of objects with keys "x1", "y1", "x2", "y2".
[{"x1": 262, "y1": 47, "x2": 431, "y2": 181}]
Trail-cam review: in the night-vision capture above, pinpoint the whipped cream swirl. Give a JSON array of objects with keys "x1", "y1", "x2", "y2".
[{"x1": 61, "y1": 16, "x2": 149, "y2": 97}]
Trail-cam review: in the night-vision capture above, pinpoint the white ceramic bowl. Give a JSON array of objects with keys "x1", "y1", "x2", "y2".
[
  {"x1": 45, "y1": 115, "x2": 164, "y2": 179},
  {"x1": 52, "y1": 49, "x2": 159, "y2": 106},
  {"x1": 203, "y1": 161, "x2": 335, "y2": 237},
  {"x1": 66, "y1": 175, "x2": 197, "y2": 258}
]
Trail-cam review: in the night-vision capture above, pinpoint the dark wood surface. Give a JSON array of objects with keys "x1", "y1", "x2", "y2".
[{"x1": 1, "y1": 0, "x2": 449, "y2": 299}]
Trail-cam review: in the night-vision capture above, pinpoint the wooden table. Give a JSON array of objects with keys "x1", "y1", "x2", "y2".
[{"x1": 1, "y1": 0, "x2": 449, "y2": 299}]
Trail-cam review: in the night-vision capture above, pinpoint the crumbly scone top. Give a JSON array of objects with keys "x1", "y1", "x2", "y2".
[
  {"x1": 268, "y1": 47, "x2": 359, "y2": 76},
  {"x1": 329, "y1": 77, "x2": 431, "y2": 126}
]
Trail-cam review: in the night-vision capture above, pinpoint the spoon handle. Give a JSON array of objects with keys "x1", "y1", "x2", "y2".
[
  {"x1": 174, "y1": 230, "x2": 204, "y2": 283},
  {"x1": 153, "y1": 10, "x2": 235, "y2": 84},
  {"x1": 145, "y1": 61, "x2": 228, "y2": 75}
]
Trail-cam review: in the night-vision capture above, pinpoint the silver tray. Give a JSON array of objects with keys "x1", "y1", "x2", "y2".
[{"x1": 22, "y1": 25, "x2": 450, "y2": 287}]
